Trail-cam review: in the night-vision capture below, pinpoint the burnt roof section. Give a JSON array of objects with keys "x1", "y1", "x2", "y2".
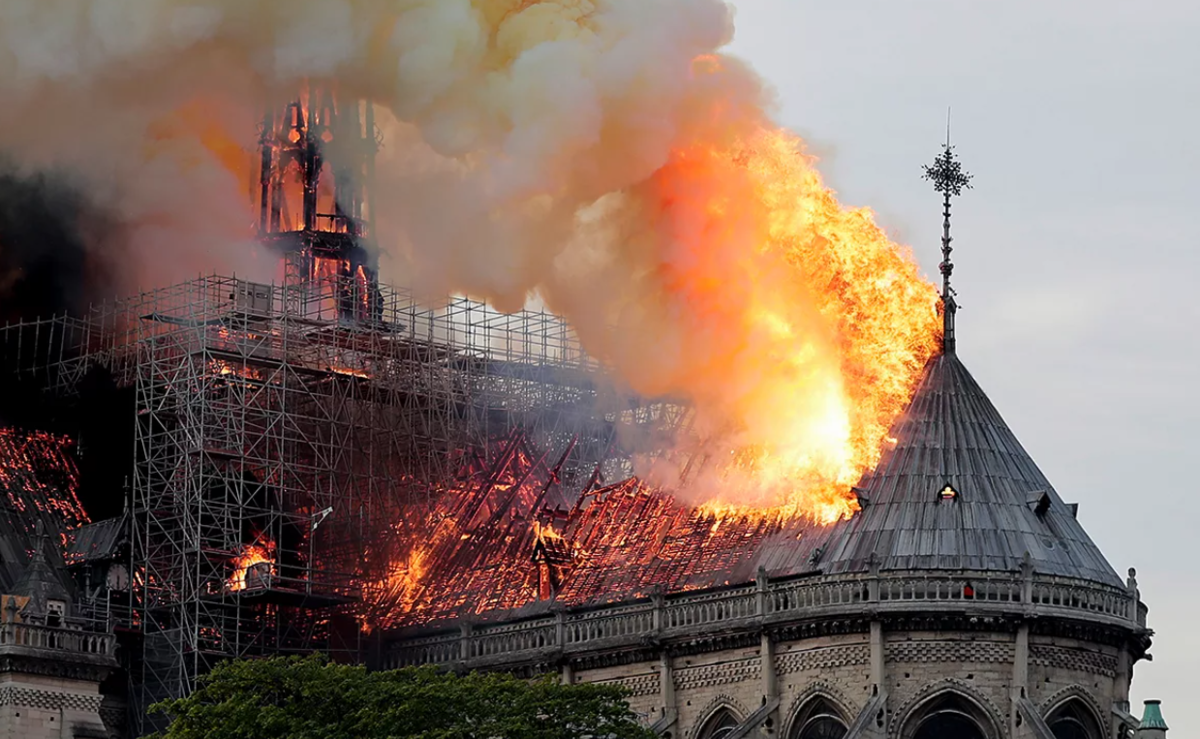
[
  {"x1": 376, "y1": 349, "x2": 1127, "y2": 629},
  {"x1": 0, "y1": 428, "x2": 89, "y2": 542},
  {"x1": 821, "y1": 350, "x2": 1123, "y2": 587},
  {"x1": 0, "y1": 428, "x2": 89, "y2": 592},
  {"x1": 65, "y1": 514, "x2": 127, "y2": 565}
]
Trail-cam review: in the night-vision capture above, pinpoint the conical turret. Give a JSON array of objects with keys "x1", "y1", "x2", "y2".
[{"x1": 1137, "y1": 700, "x2": 1168, "y2": 739}]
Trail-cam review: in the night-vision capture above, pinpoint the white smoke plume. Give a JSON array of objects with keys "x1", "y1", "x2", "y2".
[{"x1": 0, "y1": 1, "x2": 940, "y2": 515}]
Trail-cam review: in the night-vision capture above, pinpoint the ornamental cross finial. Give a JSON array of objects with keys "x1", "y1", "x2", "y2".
[
  {"x1": 923, "y1": 145, "x2": 973, "y2": 197},
  {"x1": 922, "y1": 115, "x2": 971, "y2": 355}
]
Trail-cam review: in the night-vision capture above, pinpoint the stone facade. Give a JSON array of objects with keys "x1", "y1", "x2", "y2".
[
  {"x1": 387, "y1": 567, "x2": 1151, "y2": 739},
  {"x1": 0, "y1": 673, "x2": 108, "y2": 739},
  {"x1": 0, "y1": 542, "x2": 120, "y2": 739}
]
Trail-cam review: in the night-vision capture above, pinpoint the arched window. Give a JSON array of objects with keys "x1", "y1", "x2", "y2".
[
  {"x1": 696, "y1": 707, "x2": 740, "y2": 739},
  {"x1": 789, "y1": 697, "x2": 849, "y2": 739},
  {"x1": 1046, "y1": 699, "x2": 1103, "y2": 739},
  {"x1": 901, "y1": 692, "x2": 996, "y2": 739},
  {"x1": 913, "y1": 711, "x2": 986, "y2": 739}
]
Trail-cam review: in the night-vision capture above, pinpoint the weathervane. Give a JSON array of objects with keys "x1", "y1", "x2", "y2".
[{"x1": 922, "y1": 111, "x2": 972, "y2": 354}]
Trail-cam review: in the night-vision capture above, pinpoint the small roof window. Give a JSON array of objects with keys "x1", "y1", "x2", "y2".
[{"x1": 937, "y1": 484, "x2": 959, "y2": 502}]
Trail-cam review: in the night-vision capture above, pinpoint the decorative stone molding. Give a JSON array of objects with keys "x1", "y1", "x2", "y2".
[
  {"x1": 570, "y1": 646, "x2": 659, "y2": 672},
  {"x1": 1029, "y1": 645, "x2": 1118, "y2": 678},
  {"x1": 885, "y1": 640, "x2": 1013, "y2": 665},
  {"x1": 674, "y1": 658, "x2": 760, "y2": 692},
  {"x1": 1038, "y1": 684, "x2": 1108, "y2": 733},
  {"x1": 100, "y1": 700, "x2": 127, "y2": 737},
  {"x1": 1029, "y1": 619, "x2": 1129, "y2": 650},
  {"x1": 782, "y1": 681, "x2": 858, "y2": 738},
  {"x1": 688, "y1": 694, "x2": 751, "y2": 739},
  {"x1": 0, "y1": 685, "x2": 103, "y2": 712},
  {"x1": 668, "y1": 632, "x2": 762, "y2": 659},
  {"x1": 889, "y1": 678, "x2": 1007, "y2": 739},
  {"x1": 388, "y1": 570, "x2": 1144, "y2": 671},
  {"x1": 595, "y1": 671, "x2": 660, "y2": 698},
  {"x1": 775, "y1": 645, "x2": 869, "y2": 675},
  {"x1": 0, "y1": 654, "x2": 112, "y2": 682}
]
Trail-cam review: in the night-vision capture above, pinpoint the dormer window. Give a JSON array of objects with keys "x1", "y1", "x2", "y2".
[
  {"x1": 47, "y1": 599, "x2": 65, "y2": 626},
  {"x1": 938, "y1": 485, "x2": 959, "y2": 502},
  {"x1": 1027, "y1": 490, "x2": 1052, "y2": 516}
]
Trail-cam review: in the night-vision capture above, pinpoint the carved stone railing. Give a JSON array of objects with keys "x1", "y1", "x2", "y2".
[
  {"x1": 387, "y1": 569, "x2": 1143, "y2": 669},
  {"x1": 0, "y1": 621, "x2": 117, "y2": 659}
]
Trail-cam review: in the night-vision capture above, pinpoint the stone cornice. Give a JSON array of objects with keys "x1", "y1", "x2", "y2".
[{"x1": 384, "y1": 569, "x2": 1148, "y2": 671}]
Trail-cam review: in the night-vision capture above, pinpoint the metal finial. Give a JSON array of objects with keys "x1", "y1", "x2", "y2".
[{"x1": 922, "y1": 125, "x2": 971, "y2": 355}]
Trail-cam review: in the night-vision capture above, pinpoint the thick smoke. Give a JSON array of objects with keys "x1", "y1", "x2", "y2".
[
  {"x1": 0, "y1": 1, "x2": 939, "y2": 515},
  {"x1": 0, "y1": 0, "x2": 744, "y2": 301},
  {"x1": 0, "y1": 160, "x2": 119, "y2": 319}
]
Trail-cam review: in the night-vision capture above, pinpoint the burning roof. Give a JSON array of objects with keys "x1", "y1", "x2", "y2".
[
  {"x1": 372, "y1": 346, "x2": 1125, "y2": 632},
  {"x1": 366, "y1": 431, "x2": 843, "y2": 630},
  {"x1": 0, "y1": 427, "x2": 89, "y2": 588},
  {"x1": 0, "y1": 428, "x2": 88, "y2": 535}
]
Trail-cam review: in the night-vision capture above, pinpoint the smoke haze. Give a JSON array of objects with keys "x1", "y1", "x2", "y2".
[{"x1": 0, "y1": 0, "x2": 939, "y2": 515}]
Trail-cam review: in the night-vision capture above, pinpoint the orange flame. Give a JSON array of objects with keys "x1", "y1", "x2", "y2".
[
  {"x1": 634, "y1": 126, "x2": 940, "y2": 521},
  {"x1": 228, "y1": 541, "x2": 275, "y2": 592},
  {"x1": 330, "y1": 366, "x2": 371, "y2": 379}
]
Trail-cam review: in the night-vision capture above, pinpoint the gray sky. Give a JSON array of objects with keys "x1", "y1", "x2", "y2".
[{"x1": 725, "y1": 0, "x2": 1198, "y2": 731}]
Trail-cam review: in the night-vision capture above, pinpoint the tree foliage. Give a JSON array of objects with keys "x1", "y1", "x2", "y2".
[{"x1": 148, "y1": 654, "x2": 657, "y2": 739}]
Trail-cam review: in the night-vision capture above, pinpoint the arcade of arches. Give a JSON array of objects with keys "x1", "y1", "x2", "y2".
[{"x1": 692, "y1": 692, "x2": 1107, "y2": 739}]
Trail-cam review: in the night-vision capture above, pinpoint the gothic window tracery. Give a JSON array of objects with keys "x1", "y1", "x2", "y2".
[
  {"x1": 1046, "y1": 699, "x2": 1103, "y2": 739},
  {"x1": 788, "y1": 696, "x2": 848, "y2": 739},
  {"x1": 695, "y1": 707, "x2": 740, "y2": 739},
  {"x1": 913, "y1": 711, "x2": 986, "y2": 739},
  {"x1": 900, "y1": 692, "x2": 997, "y2": 739}
]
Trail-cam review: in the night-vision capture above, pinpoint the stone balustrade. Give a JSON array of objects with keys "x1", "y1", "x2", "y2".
[
  {"x1": 0, "y1": 621, "x2": 117, "y2": 659},
  {"x1": 387, "y1": 569, "x2": 1144, "y2": 669}
]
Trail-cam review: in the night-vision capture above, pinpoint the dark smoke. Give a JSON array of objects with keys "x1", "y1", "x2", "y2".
[
  {"x1": 0, "y1": 159, "x2": 132, "y2": 520},
  {"x1": 0, "y1": 158, "x2": 123, "y2": 321}
]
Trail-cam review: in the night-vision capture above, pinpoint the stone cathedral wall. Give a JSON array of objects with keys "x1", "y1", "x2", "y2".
[
  {"x1": 386, "y1": 569, "x2": 1148, "y2": 739},
  {"x1": 565, "y1": 628, "x2": 1125, "y2": 739}
]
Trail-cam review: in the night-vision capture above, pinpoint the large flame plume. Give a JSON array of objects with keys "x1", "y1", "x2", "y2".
[{"x1": 0, "y1": 1, "x2": 940, "y2": 518}]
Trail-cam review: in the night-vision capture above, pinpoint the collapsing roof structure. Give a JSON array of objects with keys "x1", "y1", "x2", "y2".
[
  {"x1": 378, "y1": 142, "x2": 1121, "y2": 632},
  {"x1": 373, "y1": 335, "x2": 1122, "y2": 630},
  {"x1": 0, "y1": 428, "x2": 89, "y2": 592}
]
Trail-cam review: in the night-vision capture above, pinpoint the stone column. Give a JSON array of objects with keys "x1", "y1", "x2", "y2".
[
  {"x1": 762, "y1": 631, "x2": 780, "y2": 734},
  {"x1": 869, "y1": 621, "x2": 884, "y2": 690},
  {"x1": 659, "y1": 653, "x2": 677, "y2": 729},
  {"x1": 1011, "y1": 624, "x2": 1030, "y2": 737},
  {"x1": 868, "y1": 556, "x2": 884, "y2": 694}
]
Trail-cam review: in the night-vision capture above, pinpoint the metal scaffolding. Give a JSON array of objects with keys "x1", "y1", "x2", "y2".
[{"x1": 0, "y1": 271, "x2": 686, "y2": 726}]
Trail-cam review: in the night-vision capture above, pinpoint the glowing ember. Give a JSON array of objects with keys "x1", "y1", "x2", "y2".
[
  {"x1": 208, "y1": 359, "x2": 262, "y2": 381},
  {"x1": 228, "y1": 541, "x2": 275, "y2": 592},
  {"x1": 0, "y1": 428, "x2": 89, "y2": 540},
  {"x1": 329, "y1": 366, "x2": 371, "y2": 379}
]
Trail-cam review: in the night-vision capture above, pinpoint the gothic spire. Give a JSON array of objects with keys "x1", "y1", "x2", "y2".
[{"x1": 922, "y1": 118, "x2": 972, "y2": 354}]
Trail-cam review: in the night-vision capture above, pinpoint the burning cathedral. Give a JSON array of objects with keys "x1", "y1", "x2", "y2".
[{"x1": 0, "y1": 90, "x2": 1167, "y2": 739}]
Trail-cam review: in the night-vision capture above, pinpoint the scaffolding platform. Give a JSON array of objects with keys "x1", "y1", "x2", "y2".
[{"x1": 0, "y1": 271, "x2": 688, "y2": 723}]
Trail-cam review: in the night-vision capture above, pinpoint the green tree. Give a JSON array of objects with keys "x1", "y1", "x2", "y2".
[{"x1": 148, "y1": 653, "x2": 657, "y2": 739}]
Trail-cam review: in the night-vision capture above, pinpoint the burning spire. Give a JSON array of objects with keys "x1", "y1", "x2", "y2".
[
  {"x1": 257, "y1": 85, "x2": 382, "y2": 324},
  {"x1": 922, "y1": 114, "x2": 973, "y2": 355}
]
